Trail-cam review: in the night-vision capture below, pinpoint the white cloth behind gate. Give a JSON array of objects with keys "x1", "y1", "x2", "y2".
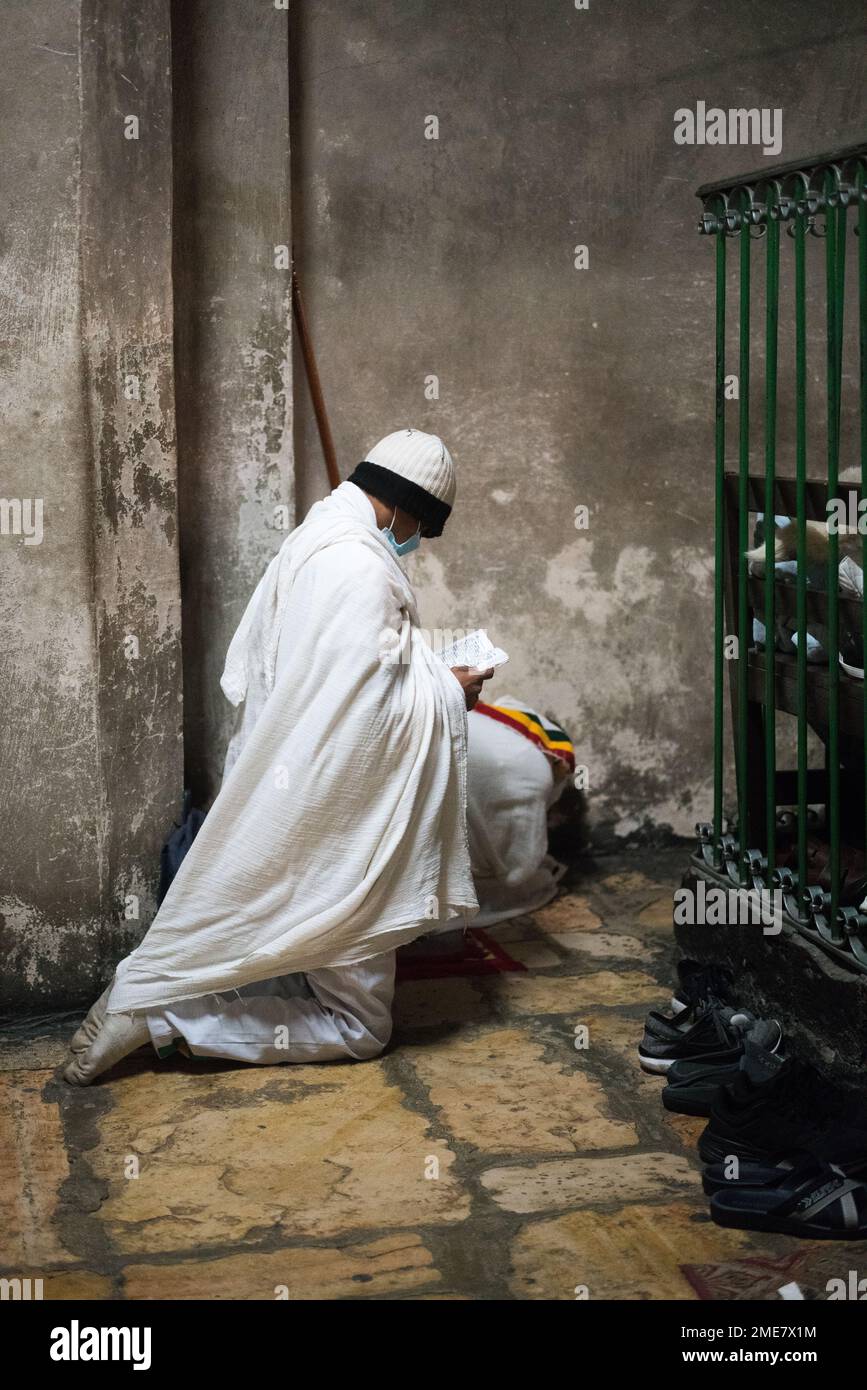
[{"x1": 108, "y1": 482, "x2": 478, "y2": 1016}]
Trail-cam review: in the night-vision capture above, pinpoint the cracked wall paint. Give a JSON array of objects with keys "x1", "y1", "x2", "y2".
[{"x1": 0, "y1": 1, "x2": 182, "y2": 1010}]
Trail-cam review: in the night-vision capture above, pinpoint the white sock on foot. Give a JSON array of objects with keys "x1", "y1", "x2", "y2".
[{"x1": 64, "y1": 1012, "x2": 150, "y2": 1086}]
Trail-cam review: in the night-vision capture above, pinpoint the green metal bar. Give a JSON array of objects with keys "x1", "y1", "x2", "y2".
[
  {"x1": 836, "y1": 194, "x2": 848, "y2": 438},
  {"x1": 824, "y1": 171, "x2": 846, "y2": 923},
  {"x1": 860, "y1": 163, "x2": 867, "y2": 879},
  {"x1": 764, "y1": 193, "x2": 780, "y2": 886},
  {"x1": 737, "y1": 209, "x2": 751, "y2": 882},
  {"x1": 794, "y1": 208, "x2": 808, "y2": 905},
  {"x1": 713, "y1": 222, "x2": 727, "y2": 863}
]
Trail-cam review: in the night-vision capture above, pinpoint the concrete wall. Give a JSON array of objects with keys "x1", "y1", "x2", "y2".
[
  {"x1": 172, "y1": 0, "x2": 294, "y2": 804},
  {"x1": 2, "y1": 0, "x2": 865, "y2": 1011},
  {"x1": 289, "y1": 0, "x2": 867, "y2": 842},
  {"x1": 0, "y1": 0, "x2": 182, "y2": 1012}
]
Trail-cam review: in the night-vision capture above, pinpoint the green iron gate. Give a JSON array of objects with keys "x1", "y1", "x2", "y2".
[{"x1": 694, "y1": 141, "x2": 867, "y2": 972}]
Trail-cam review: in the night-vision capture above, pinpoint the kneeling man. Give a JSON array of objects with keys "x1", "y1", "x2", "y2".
[{"x1": 66, "y1": 429, "x2": 491, "y2": 1083}]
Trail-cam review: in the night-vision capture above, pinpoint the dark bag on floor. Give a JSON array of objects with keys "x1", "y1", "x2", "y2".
[{"x1": 158, "y1": 790, "x2": 206, "y2": 906}]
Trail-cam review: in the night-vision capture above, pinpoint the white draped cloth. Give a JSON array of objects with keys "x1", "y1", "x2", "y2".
[{"x1": 108, "y1": 482, "x2": 478, "y2": 1016}]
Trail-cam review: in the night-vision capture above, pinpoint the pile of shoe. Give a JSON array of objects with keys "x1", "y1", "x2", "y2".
[{"x1": 639, "y1": 961, "x2": 867, "y2": 1239}]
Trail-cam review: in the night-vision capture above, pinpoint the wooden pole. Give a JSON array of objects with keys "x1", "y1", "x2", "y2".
[{"x1": 291, "y1": 264, "x2": 340, "y2": 491}]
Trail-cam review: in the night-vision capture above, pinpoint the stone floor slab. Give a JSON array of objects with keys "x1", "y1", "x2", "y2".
[
  {"x1": 410, "y1": 1026, "x2": 638, "y2": 1155},
  {"x1": 87, "y1": 1062, "x2": 470, "y2": 1254},
  {"x1": 534, "y1": 895, "x2": 603, "y2": 933},
  {"x1": 550, "y1": 931, "x2": 657, "y2": 962},
  {"x1": 0, "y1": 1071, "x2": 75, "y2": 1268},
  {"x1": 501, "y1": 940, "x2": 562, "y2": 968},
  {"x1": 575, "y1": 1011, "x2": 665, "y2": 1097},
  {"x1": 509, "y1": 1201, "x2": 755, "y2": 1299},
  {"x1": 496, "y1": 970, "x2": 668, "y2": 1015},
  {"x1": 482, "y1": 1151, "x2": 699, "y2": 1213},
  {"x1": 122, "y1": 1232, "x2": 439, "y2": 1300},
  {"x1": 638, "y1": 894, "x2": 677, "y2": 931}
]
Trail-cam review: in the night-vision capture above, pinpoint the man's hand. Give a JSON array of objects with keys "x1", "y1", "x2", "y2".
[{"x1": 450, "y1": 665, "x2": 495, "y2": 711}]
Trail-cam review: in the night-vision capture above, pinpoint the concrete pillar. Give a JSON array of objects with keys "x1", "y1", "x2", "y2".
[{"x1": 0, "y1": 0, "x2": 182, "y2": 1010}]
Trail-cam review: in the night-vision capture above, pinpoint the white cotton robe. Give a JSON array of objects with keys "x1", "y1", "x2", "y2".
[{"x1": 107, "y1": 482, "x2": 478, "y2": 1016}]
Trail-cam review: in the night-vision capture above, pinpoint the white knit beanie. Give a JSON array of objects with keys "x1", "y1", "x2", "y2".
[{"x1": 347, "y1": 428, "x2": 456, "y2": 536}]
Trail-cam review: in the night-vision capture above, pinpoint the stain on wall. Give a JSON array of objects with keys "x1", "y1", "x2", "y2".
[
  {"x1": 172, "y1": 0, "x2": 294, "y2": 805},
  {"x1": 289, "y1": 0, "x2": 867, "y2": 842}
]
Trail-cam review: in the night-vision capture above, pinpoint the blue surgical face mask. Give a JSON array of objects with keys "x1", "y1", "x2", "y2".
[{"x1": 381, "y1": 508, "x2": 421, "y2": 557}]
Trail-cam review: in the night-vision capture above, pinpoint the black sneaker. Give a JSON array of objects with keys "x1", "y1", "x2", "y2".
[
  {"x1": 638, "y1": 1004, "x2": 754, "y2": 1075},
  {"x1": 670, "y1": 959, "x2": 735, "y2": 1016},
  {"x1": 703, "y1": 1152, "x2": 867, "y2": 1196},
  {"x1": 698, "y1": 1041, "x2": 867, "y2": 1165},
  {"x1": 661, "y1": 1020, "x2": 783, "y2": 1116}
]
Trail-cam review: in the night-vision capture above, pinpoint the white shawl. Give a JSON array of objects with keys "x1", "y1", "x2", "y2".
[{"x1": 108, "y1": 482, "x2": 478, "y2": 1014}]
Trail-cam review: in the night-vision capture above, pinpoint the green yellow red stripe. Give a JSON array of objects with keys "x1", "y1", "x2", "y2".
[{"x1": 475, "y1": 701, "x2": 575, "y2": 771}]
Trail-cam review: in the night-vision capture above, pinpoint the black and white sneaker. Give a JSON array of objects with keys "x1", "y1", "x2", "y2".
[
  {"x1": 638, "y1": 1004, "x2": 761, "y2": 1075},
  {"x1": 661, "y1": 1019, "x2": 784, "y2": 1112}
]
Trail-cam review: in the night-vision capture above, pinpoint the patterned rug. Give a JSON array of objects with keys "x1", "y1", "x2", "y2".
[{"x1": 681, "y1": 1248, "x2": 865, "y2": 1300}]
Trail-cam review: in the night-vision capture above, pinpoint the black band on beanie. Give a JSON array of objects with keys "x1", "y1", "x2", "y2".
[{"x1": 347, "y1": 459, "x2": 452, "y2": 538}]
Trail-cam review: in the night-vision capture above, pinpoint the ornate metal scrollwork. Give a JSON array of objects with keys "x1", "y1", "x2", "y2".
[
  {"x1": 839, "y1": 908, "x2": 867, "y2": 968},
  {"x1": 695, "y1": 821, "x2": 718, "y2": 868},
  {"x1": 785, "y1": 214, "x2": 827, "y2": 238},
  {"x1": 743, "y1": 847, "x2": 767, "y2": 891},
  {"x1": 772, "y1": 864, "x2": 804, "y2": 923},
  {"x1": 804, "y1": 885, "x2": 847, "y2": 947},
  {"x1": 697, "y1": 156, "x2": 867, "y2": 238},
  {"x1": 719, "y1": 833, "x2": 742, "y2": 885},
  {"x1": 802, "y1": 885, "x2": 829, "y2": 939}
]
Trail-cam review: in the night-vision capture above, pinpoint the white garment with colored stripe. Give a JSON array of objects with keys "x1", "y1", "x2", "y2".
[
  {"x1": 465, "y1": 705, "x2": 567, "y2": 926},
  {"x1": 107, "y1": 481, "x2": 478, "y2": 1018}
]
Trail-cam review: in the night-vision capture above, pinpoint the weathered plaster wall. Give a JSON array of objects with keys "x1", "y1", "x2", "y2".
[
  {"x1": 172, "y1": 0, "x2": 294, "y2": 804},
  {"x1": 290, "y1": 0, "x2": 867, "y2": 842},
  {"x1": 1, "y1": 1, "x2": 293, "y2": 1014},
  {"x1": 0, "y1": 0, "x2": 182, "y2": 1011}
]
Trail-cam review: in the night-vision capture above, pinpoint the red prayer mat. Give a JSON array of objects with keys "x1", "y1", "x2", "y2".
[{"x1": 396, "y1": 927, "x2": 527, "y2": 980}]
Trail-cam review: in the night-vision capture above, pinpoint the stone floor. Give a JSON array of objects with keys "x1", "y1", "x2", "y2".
[{"x1": 0, "y1": 847, "x2": 842, "y2": 1300}]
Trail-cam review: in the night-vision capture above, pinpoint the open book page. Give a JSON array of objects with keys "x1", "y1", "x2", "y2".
[{"x1": 434, "y1": 628, "x2": 509, "y2": 670}]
